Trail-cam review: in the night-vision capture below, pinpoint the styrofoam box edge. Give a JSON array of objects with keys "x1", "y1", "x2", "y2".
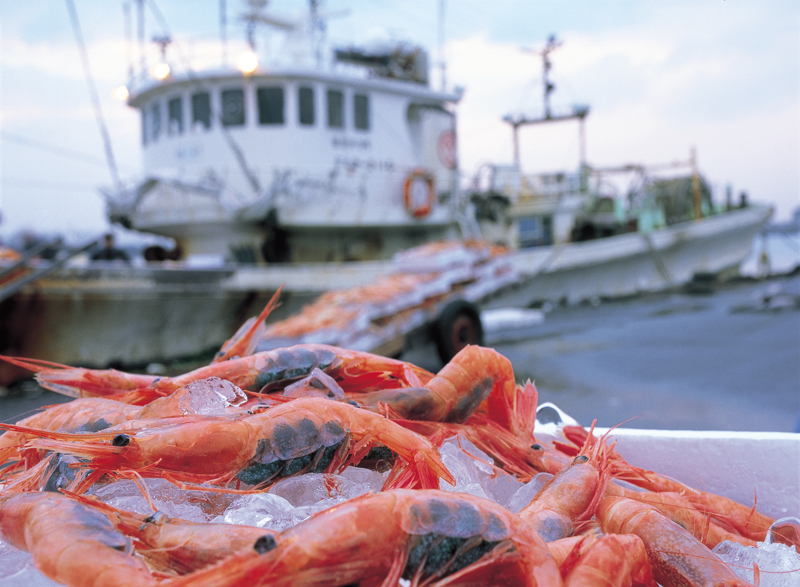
[{"x1": 593, "y1": 427, "x2": 800, "y2": 520}]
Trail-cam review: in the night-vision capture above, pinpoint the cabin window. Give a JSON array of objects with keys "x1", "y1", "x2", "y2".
[
  {"x1": 327, "y1": 89, "x2": 343, "y2": 128},
  {"x1": 168, "y1": 96, "x2": 183, "y2": 135},
  {"x1": 257, "y1": 86, "x2": 284, "y2": 125},
  {"x1": 298, "y1": 86, "x2": 314, "y2": 126},
  {"x1": 518, "y1": 215, "x2": 553, "y2": 248},
  {"x1": 354, "y1": 93, "x2": 369, "y2": 130},
  {"x1": 191, "y1": 92, "x2": 211, "y2": 130},
  {"x1": 150, "y1": 102, "x2": 161, "y2": 141},
  {"x1": 221, "y1": 88, "x2": 245, "y2": 127}
]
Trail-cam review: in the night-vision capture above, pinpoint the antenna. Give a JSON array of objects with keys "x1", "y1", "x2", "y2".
[
  {"x1": 504, "y1": 35, "x2": 589, "y2": 170},
  {"x1": 540, "y1": 34, "x2": 562, "y2": 119},
  {"x1": 220, "y1": 0, "x2": 227, "y2": 67},
  {"x1": 123, "y1": 1, "x2": 134, "y2": 85},
  {"x1": 438, "y1": 0, "x2": 447, "y2": 90}
]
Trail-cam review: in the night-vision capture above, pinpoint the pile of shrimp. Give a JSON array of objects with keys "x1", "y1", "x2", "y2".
[
  {"x1": 228, "y1": 240, "x2": 517, "y2": 357},
  {"x1": 0, "y1": 306, "x2": 797, "y2": 586}
]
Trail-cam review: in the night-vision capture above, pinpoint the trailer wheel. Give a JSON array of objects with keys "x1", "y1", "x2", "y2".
[{"x1": 433, "y1": 300, "x2": 484, "y2": 363}]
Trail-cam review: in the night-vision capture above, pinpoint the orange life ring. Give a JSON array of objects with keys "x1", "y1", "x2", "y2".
[{"x1": 403, "y1": 169, "x2": 435, "y2": 219}]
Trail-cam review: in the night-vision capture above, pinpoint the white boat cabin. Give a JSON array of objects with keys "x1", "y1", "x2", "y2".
[{"x1": 109, "y1": 42, "x2": 462, "y2": 263}]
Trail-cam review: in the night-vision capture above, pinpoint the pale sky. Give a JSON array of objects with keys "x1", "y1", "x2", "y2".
[{"x1": 1, "y1": 0, "x2": 798, "y2": 241}]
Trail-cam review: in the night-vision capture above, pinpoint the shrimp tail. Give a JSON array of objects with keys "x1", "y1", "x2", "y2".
[
  {"x1": 508, "y1": 380, "x2": 539, "y2": 443},
  {"x1": 383, "y1": 452, "x2": 450, "y2": 490},
  {"x1": 214, "y1": 286, "x2": 283, "y2": 363}
]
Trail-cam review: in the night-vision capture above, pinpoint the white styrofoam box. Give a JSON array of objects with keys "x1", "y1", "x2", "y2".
[
  {"x1": 594, "y1": 427, "x2": 800, "y2": 520},
  {"x1": 537, "y1": 403, "x2": 800, "y2": 521},
  {"x1": 481, "y1": 308, "x2": 546, "y2": 332}
]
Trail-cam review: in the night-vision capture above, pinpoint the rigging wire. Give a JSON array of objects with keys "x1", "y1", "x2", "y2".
[
  {"x1": 144, "y1": 0, "x2": 262, "y2": 195},
  {"x1": 0, "y1": 132, "x2": 136, "y2": 172},
  {"x1": 64, "y1": 0, "x2": 123, "y2": 191}
]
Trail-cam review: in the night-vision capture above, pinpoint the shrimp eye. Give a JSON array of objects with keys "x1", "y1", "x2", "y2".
[
  {"x1": 347, "y1": 400, "x2": 360, "y2": 407},
  {"x1": 573, "y1": 455, "x2": 589, "y2": 464},
  {"x1": 112, "y1": 434, "x2": 131, "y2": 447},
  {"x1": 531, "y1": 444, "x2": 543, "y2": 451},
  {"x1": 254, "y1": 535, "x2": 277, "y2": 554},
  {"x1": 143, "y1": 511, "x2": 167, "y2": 525}
]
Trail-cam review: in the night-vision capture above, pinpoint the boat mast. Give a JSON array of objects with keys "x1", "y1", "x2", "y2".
[{"x1": 504, "y1": 35, "x2": 589, "y2": 172}]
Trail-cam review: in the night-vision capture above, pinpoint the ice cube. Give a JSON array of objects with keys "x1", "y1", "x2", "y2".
[
  {"x1": 220, "y1": 493, "x2": 296, "y2": 531},
  {"x1": 183, "y1": 376, "x2": 247, "y2": 412},
  {"x1": 0, "y1": 539, "x2": 64, "y2": 586},
  {"x1": 714, "y1": 539, "x2": 800, "y2": 586},
  {"x1": 90, "y1": 478, "x2": 235, "y2": 522},
  {"x1": 282, "y1": 368, "x2": 345, "y2": 399},
  {"x1": 506, "y1": 473, "x2": 554, "y2": 514},
  {"x1": 269, "y1": 468, "x2": 387, "y2": 507},
  {"x1": 437, "y1": 436, "x2": 494, "y2": 500},
  {"x1": 484, "y1": 472, "x2": 525, "y2": 509},
  {"x1": 768, "y1": 517, "x2": 800, "y2": 550}
]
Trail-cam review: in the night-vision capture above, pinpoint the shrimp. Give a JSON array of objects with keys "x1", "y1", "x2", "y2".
[
  {"x1": 517, "y1": 427, "x2": 613, "y2": 542},
  {"x1": 0, "y1": 377, "x2": 249, "y2": 470},
  {"x1": 349, "y1": 347, "x2": 538, "y2": 435},
  {"x1": 10, "y1": 397, "x2": 454, "y2": 491},
  {"x1": 557, "y1": 534, "x2": 656, "y2": 587},
  {"x1": 0, "y1": 397, "x2": 140, "y2": 466},
  {"x1": 604, "y1": 484, "x2": 758, "y2": 548},
  {"x1": 158, "y1": 489, "x2": 565, "y2": 587},
  {"x1": 65, "y1": 491, "x2": 275, "y2": 575},
  {"x1": 0, "y1": 491, "x2": 158, "y2": 587},
  {"x1": 563, "y1": 423, "x2": 775, "y2": 542},
  {"x1": 597, "y1": 495, "x2": 752, "y2": 587},
  {"x1": 1, "y1": 344, "x2": 434, "y2": 404}
]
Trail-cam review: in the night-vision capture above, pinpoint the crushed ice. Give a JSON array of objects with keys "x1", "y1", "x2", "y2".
[
  {"x1": 714, "y1": 540, "x2": 800, "y2": 586},
  {"x1": 218, "y1": 466, "x2": 388, "y2": 532}
]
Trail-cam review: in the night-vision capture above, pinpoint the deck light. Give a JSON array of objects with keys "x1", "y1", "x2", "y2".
[
  {"x1": 152, "y1": 62, "x2": 171, "y2": 80},
  {"x1": 112, "y1": 85, "x2": 129, "y2": 101},
  {"x1": 237, "y1": 50, "x2": 259, "y2": 74}
]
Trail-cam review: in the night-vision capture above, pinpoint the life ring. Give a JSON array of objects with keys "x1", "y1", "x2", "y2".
[{"x1": 403, "y1": 169, "x2": 435, "y2": 219}]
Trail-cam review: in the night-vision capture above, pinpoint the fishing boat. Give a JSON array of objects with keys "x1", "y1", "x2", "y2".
[{"x1": 0, "y1": 3, "x2": 771, "y2": 384}]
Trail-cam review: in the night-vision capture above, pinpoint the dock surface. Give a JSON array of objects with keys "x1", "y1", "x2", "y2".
[{"x1": 2, "y1": 275, "x2": 798, "y2": 433}]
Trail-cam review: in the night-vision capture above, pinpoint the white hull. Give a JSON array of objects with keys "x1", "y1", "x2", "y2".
[{"x1": 484, "y1": 205, "x2": 771, "y2": 307}]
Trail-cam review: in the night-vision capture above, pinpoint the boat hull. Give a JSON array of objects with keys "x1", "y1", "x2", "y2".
[
  {"x1": 484, "y1": 205, "x2": 772, "y2": 307},
  {"x1": 0, "y1": 206, "x2": 770, "y2": 386}
]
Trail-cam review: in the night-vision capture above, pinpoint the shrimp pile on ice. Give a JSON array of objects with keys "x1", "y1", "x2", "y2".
[{"x1": 1, "y1": 327, "x2": 797, "y2": 586}]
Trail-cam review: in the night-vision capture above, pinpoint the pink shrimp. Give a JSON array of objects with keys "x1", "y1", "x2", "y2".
[
  {"x1": 562, "y1": 423, "x2": 776, "y2": 542},
  {"x1": 517, "y1": 426, "x2": 614, "y2": 542},
  {"x1": 597, "y1": 495, "x2": 752, "y2": 587},
  {"x1": 6, "y1": 397, "x2": 454, "y2": 491},
  {"x1": 0, "y1": 377, "x2": 250, "y2": 473},
  {"x1": 159, "y1": 489, "x2": 565, "y2": 587},
  {"x1": 1, "y1": 344, "x2": 434, "y2": 404},
  {"x1": 0, "y1": 491, "x2": 158, "y2": 587},
  {"x1": 349, "y1": 346, "x2": 537, "y2": 435},
  {"x1": 604, "y1": 484, "x2": 758, "y2": 549},
  {"x1": 555, "y1": 533, "x2": 657, "y2": 587},
  {"x1": 66, "y1": 491, "x2": 275, "y2": 576}
]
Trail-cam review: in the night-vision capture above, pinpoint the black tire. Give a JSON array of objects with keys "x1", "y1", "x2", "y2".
[{"x1": 433, "y1": 300, "x2": 484, "y2": 363}]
